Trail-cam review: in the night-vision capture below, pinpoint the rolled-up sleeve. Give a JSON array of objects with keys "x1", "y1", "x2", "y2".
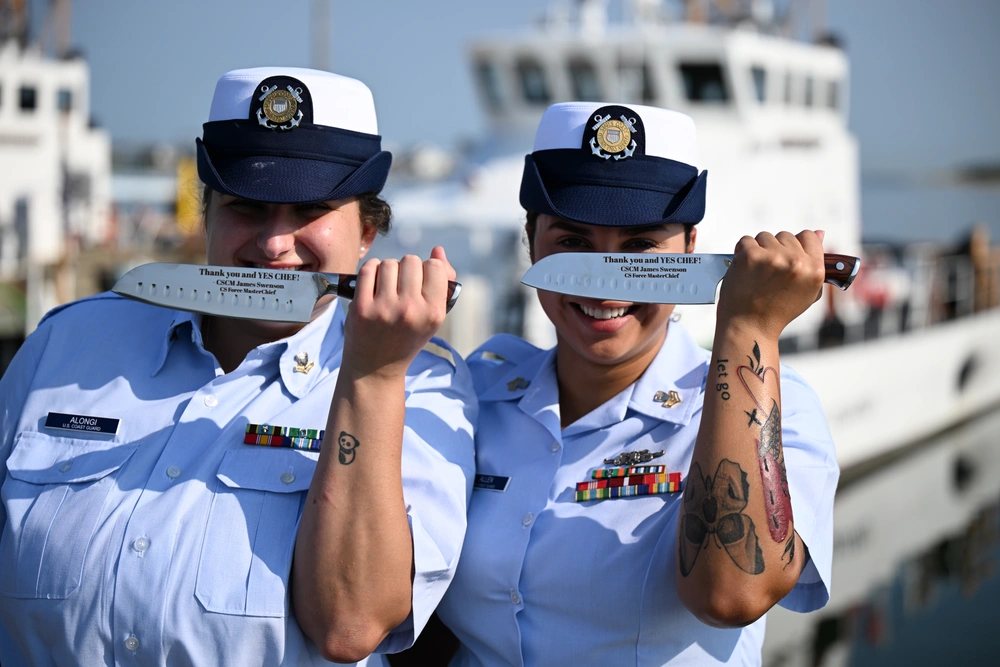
[
  {"x1": 777, "y1": 365, "x2": 840, "y2": 613},
  {"x1": 375, "y1": 343, "x2": 477, "y2": 653}
]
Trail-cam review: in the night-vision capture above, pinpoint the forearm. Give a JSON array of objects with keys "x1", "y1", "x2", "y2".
[
  {"x1": 293, "y1": 371, "x2": 414, "y2": 661},
  {"x1": 676, "y1": 317, "x2": 805, "y2": 626}
]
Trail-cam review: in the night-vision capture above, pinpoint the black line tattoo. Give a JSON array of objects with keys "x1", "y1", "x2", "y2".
[
  {"x1": 781, "y1": 534, "x2": 796, "y2": 570},
  {"x1": 679, "y1": 459, "x2": 765, "y2": 576},
  {"x1": 337, "y1": 431, "x2": 360, "y2": 465}
]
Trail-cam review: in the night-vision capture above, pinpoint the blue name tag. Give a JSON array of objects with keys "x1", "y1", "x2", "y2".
[
  {"x1": 474, "y1": 474, "x2": 510, "y2": 492},
  {"x1": 45, "y1": 412, "x2": 120, "y2": 435}
]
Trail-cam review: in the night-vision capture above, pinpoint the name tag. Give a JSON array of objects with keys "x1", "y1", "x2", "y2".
[
  {"x1": 474, "y1": 474, "x2": 510, "y2": 492},
  {"x1": 45, "y1": 412, "x2": 120, "y2": 435}
]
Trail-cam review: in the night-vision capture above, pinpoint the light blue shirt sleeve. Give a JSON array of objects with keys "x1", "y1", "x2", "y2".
[
  {"x1": 0, "y1": 325, "x2": 49, "y2": 532},
  {"x1": 778, "y1": 365, "x2": 840, "y2": 613},
  {"x1": 375, "y1": 342, "x2": 478, "y2": 653}
]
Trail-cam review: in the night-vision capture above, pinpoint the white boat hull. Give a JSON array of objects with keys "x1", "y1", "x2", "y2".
[{"x1": 786, "y1": 309, "x2": 1000, "y2": 470}]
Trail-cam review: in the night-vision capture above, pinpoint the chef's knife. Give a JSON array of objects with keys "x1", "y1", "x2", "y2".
[
  {"x1": 521, "y1": 253, "x2": 859, "y2": 304},
  {"x1": 112, "y1": 263, "x2": 462, "y2": 322}
]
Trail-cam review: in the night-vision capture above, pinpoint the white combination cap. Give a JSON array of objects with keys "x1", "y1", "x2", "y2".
[
  {"x1": 207, "y1": 66, "x2": 379, "y2": 134},
  {"x1": 532, "y1": 101, "x2": 698, "y2": 168}
]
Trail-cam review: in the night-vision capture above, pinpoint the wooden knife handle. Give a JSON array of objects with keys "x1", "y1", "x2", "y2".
[
  {"x1": 336, "y1": 275, "x2": 463, "y2": 313},
  {"x1": 824, "y1": 254, "x2": 860, "y2": 291}
]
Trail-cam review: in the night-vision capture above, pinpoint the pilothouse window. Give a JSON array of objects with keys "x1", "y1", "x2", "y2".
[
  {"x1": 679, "y1": 63, "x2": 729, "y2": 103},
  {"x1": 751, "y1": 66, "x2": 767, "y2": 103},
  {"x1": 19, "y1": 85, "x2": 37, "y2": 112},
  {"x1": 569, "y1": 60, "x2": 602, "y2": 101},
  {"x1": 475, "y1": 60, "x2": 504, "y2": 111},
  {"x1": 827, "y1": 80, "x2": 840, "y2": 110},
  {"x1": 618, "y1": 61, "x2": 655, "y2": 104},
  {"x1": 516, "y1": 59, "x2": 551, "y2": 105}
]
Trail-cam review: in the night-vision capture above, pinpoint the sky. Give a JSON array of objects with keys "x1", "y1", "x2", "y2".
[{"x1": 50, "y1": 0, "x2": 1000, "y2": 175}]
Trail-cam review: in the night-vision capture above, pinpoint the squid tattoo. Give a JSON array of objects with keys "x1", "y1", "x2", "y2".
[
  {"x1": 679, "y1": 459, "x2": 765, "y2": 575},
  {"x1": 736, "y1": 342, "x2": 793, "y2": 543}
]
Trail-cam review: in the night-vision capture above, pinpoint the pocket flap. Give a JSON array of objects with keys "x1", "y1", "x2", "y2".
[
  {"x1": 216, "y1": 447, "x2": 317, "y2": 494},
  {"x1": 6, "y1": 431, "x2": 138, "y2": 485}
]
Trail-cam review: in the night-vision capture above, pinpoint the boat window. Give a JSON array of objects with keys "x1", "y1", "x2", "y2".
[
  {"x1": 783, "y1": 72, "x2": 792, "y2": 105},
  {"x1": 751, "y1": 66, "x2": 767, "y2": 103},
  {"x1": 678, "y1": 63, "x2": 729, "y2": 103},
  {"x1": 57, "y1": 88, "x2": 73, "y2": 113},
  {"x1": 804, "y1": 76, "x2": 814, "y2": 107},
  {"x1": 19, "y1": 85, "x2": 37, "y2": 112},
  {"x1": 516, "y1": 59, "x2": 551, "y2": 105},
  {"x1": 618, "y1": 61, "x2": 655, "y2": 104},
  {"x1": 569, "y1": 59, "x2": 602, "y2": 101},
  {"x1": 474, "y1": 60, "x2": 504, "y2": 111},
  {"x1": 827, "y1": 80, "x2": 840, "y2": 110}
]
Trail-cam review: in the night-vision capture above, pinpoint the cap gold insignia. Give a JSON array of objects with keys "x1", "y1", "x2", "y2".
[
  {"x1": 507, "y1": 377, "x2": 530, "y2": 391},
  {"x1": 654, "y1": 390, "x2": 682, "y2": 408},
  {"x1": 589, "y1": 113, "x2": 638, "y2": 161},
  {"x1": 293, "y1": 352, "x2": 315, "y2": 374},
  {"x1": 257, "y1": 84, "x2": 304, "y2": 130}
]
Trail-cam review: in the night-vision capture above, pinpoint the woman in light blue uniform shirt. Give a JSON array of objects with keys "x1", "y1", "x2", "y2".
[
  {"x1": 434, "y1": 102, "x2": 839, "y2": 665},
  {"x1": 0, "y1": 68, "x2": 475, "y2": 666}
]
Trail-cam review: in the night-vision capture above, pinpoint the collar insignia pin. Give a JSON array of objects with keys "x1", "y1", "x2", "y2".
[
  {"x1": 604, "y1": 449, "x2": 665, "y2": 467},
  {"x1": 293, "y1": 352, "x2": 315, "y2": 374},
  {"x1": 653, "y1": 390, "x2": 682, "y2": 408},
  {"x1": 507, "y1": 377, "x2": 530, "y2": 392}
]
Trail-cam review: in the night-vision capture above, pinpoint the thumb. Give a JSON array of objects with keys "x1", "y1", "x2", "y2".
[{"x1": 430, "y1": 245, "x2": 457, "y2": 281}]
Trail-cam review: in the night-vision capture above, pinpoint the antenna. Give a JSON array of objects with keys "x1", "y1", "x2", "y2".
[{"x1": 311, "y1": 0, "x2": 331, "y2": 71}]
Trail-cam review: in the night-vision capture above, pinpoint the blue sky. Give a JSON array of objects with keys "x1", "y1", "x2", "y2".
[{"x1": 60, "y1": 0, "x2": 1000, "y2": 173}]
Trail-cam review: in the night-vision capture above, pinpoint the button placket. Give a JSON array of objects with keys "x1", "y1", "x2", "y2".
[{"x1": 124, "y1": 636, "x2": 140, "y2": 651}]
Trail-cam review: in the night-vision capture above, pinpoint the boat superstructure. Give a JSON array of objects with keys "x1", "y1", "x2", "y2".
[
  {"x1": 383, "y1": 0, "x2": 1000, "y2": 469},
  {"x1": 0, "y1": 0, "x2": 112, "y2": 361}
]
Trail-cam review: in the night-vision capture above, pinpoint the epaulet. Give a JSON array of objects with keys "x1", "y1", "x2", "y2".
[
  {"x1": 418, "y1": 336, "x2": 457, "y2": 370},
  {"x1": 467, "y1": 334, "x2": 541, "y2": 394},
  {"x1": 37, "y1": 292, "x2": 127, "y2": 328}
]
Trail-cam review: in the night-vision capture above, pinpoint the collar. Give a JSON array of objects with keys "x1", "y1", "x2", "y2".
[
  {"x1": 625, "y1": 322, "x2": 709, "y2": 427},
  {"x1": 479, "y1": 322, "x2": 708, "y2": 430},
  {"x1": 151, "y1": 298, "x2": 346, "y2": 400}
]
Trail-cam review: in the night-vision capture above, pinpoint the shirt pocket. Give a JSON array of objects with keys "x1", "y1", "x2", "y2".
[
  {"x1": 195, "y1": 447, "x2": 317, "y2": 618},
  {"x1": 0, "y1": 431, "x2": 139, "y2": 599}
]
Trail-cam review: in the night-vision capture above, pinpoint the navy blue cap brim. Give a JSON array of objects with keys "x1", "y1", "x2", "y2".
[
  {"x1": 519, "y1": 150, "x2": 707, "y2": 227},
  {"x1": 197, "y1": 121, "x2": 391, "y2": 204}
]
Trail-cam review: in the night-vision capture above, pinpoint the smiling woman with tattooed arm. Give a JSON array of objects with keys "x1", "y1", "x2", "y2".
[
  {"x1": 676, "y1": 230, "x2": 828, "y2": 627},
  {"x1": 419, "y1": 102, "x2": 839, "y2": 667}
]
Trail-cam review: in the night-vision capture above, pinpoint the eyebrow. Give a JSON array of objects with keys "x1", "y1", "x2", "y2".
[{"x1": 548, "y1": 220, "x2": 669, "y2": 237}]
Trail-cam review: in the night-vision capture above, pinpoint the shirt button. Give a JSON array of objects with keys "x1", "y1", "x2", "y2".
[
  {"x1": 166, "y1": 466, "x2": 181, "y2": 479},
  {"x1": 203, "y1": 394, "x2": 219, "y2": 408},
  {"x1": 132, "y1": 537, "x2": 150, "y2": 553},
  {"x1": 124, "y1": 636, "x2": 140, "y2": 651},
  {"x1": 522, "y1": 513, "x2": 533, "y2": 527},
  {"x1": 59, "y1": 461, "x2": 73, "y2": 473},
  {"x1": 509, "y1": 589, "x2": 521, "y2": 605},
  {"x1": 280, "y1": 472, "x2": 296, "y2": 484},
  {"x1": 550, "y1": 441, "x2": 560, "y2": 452}
]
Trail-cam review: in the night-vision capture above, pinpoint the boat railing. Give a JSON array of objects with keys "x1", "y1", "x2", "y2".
[{"x1": 787, "y1": 238, "x2": 999, "y2": 353}]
